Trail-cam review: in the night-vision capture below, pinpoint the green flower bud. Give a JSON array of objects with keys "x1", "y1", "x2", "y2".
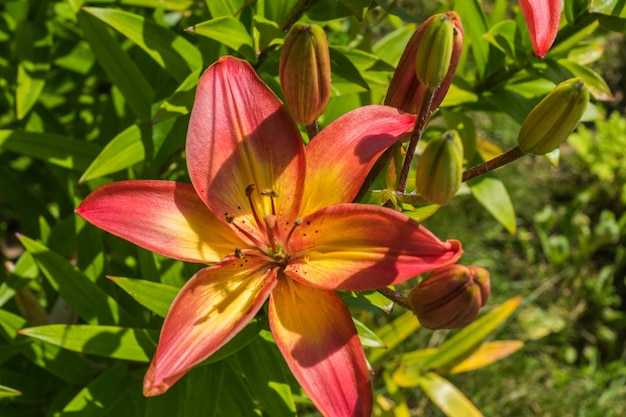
[
  {"x1": 408, "y1": 265, "x2": 490, "y2": 330},
  {"x1": 385, "y1": 12, "x2": 463, "y2": 113},
  {"x1": 415, "y1": 13, "x2": 456, "y2": 89},
  {"x1": 415, "y1": 130, "x2": 463, "y2": 205},
  {"x1": 517, "y1": 78, "x2": 590, "y2": 155},
  {"x1": 279, "y1": 23, "x2": 331, "y2": 126}
]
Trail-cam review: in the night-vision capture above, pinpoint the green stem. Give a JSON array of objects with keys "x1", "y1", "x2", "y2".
[
  {"x1": 306, "y1": 121, "x2": 319, "y2": 140},
  {"x1": 278, "y1": 0, "x2": 317, "y2": 31}
]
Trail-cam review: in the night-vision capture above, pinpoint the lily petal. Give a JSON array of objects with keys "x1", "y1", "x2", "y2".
[
  {"x1": 519, "y1": 0, "x2": 561, "y2": 58},
  {"x1": 76, "y1": 181, "x2": 244, "y2": 263},
  {"x1": 269, "y1": 278, "x2": 372, "y2": 417},
  {"x1": 144, "y1": 255, "x2": 277, "y2": 396},
  {"x1": 186, "y1": 56, "x2": 306, "y2": 244},
  {"x1": 301, "y1": 105, "x2": 416, "y2": 216},
  {"x1": 284, "y1": 204, "x2": 462, "y2": 290}
]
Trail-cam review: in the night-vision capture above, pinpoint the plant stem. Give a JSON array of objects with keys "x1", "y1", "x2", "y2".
[
  {"x1": 377, "y1": 287, "x2": 412, "y2": 310},
  {"x1": 306, "y1": 121, "x2": 319, "y2": 140},
  {"x1": 462, "y1": 146, "x2": 526, "y2": 182},
  {"x1": 353, "y1": 145, "x2": 395, "y2": 202},
  {"x1": 397, "y1": 87, "x2": 436, "y2": 193},
  {"x1": 278, "y1": 0, "x2": 317, "y2": 31}
]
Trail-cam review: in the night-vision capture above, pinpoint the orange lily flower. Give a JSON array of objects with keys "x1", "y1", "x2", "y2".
[
  {"x1": 518, "y1": 0, "x2": 561, "y2": 58},
  {"x1": 76, "y1": 56, "x2": 462, "y2": 417}
]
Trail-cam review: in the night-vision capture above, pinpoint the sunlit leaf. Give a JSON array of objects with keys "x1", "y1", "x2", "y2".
[
  {"x1": 468, "y1": 174, "x2": 517, "y2": 235},
  {"x1": 354, "y1": 317, "x2": 387, "y2": 349},
  {"x1": 187, "y1": 17, "x2": 255, "y2": 62},
  {"x1": 420, "y1": 296, "x2": 522, "y2": 370},
  {"x1": 448, "y1": 340, "x2": 524, "y2": 374},
  {"x1": 109, "y1": 276, "x2": 178, "y2": 318},
  {"x1": 369, "y1": 311, "x2": 420, "y2": 364},
  {"x1": 83, "y1": 7, "x2": 202, "y2": 82},
  {"x1": 152, "y1": 69, "x2": 201, "y2": 124},
  {"x1": 15, "y1": 21, "x2": 51, "y2": 120},
  {"x1": 79, "y1": 124, "x2": 147, "y2": 183},
  {"x1": 418, "y1": 372, "x2": 484, "y2": 417},
  {"x1": 557, "y1": 59, "x2": 615, "y2": 101},
  {"x1": 19, "y1": 325, "x2": 158, "y2": 362},
  {"x1": 0, "y1": 385, "x2": 22, "y2": 398}
]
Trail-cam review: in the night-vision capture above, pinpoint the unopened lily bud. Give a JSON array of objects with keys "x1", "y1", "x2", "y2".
[
  {"x1": 279, "y1": 23, "x2": 331, "y2": 126},
  {"x1": 384, "y1": 12, "x2": 463, "y2": 113},
  {"x1": 415, "y1": 13, "x2": 456, "y2": 89},
  {"x1": 517, "y1": 78, "x2": 589, "y2": 155},
  {"x1": 415, "y1": 130, "x2": 463, "y2": 205},
  {"x1": 409, "y1": 265, "x2": 490, "y2": 330}
]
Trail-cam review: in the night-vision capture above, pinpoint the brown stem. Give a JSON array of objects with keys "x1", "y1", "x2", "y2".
[
  {"x1": 397, "y1": 87, "x2": 436, "y2": 193},
  {"x1": 462, "y1": 146, "x2": 526, "y2": 182},
  {"x1": 305, "y1": 121, "x2": 319, "y2": 141},
  {"x1": 353, "y1": 145, "x2": 395, "y2": 203},
  {"x1": 377, "y1": 287, "x2": 412, "y2": 310},
  {"x1": 278, "y1": 0, "x2": 317, "y2": 31}
]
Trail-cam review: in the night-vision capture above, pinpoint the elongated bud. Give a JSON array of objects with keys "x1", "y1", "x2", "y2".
[
  {"x1": 415, "y1": 130, "x2": 463, "y2": 205},
  {"x1": 384, "y1": 12, "x2": 463, "y2": 113},
  {"x1": 415, "y1": 13, "x2": 456, "y2": 89},
  {"x1": 517, "y1": 78, "x2": 589, "y2": 155},
  {"x1": 518, "y1": 0, "x2": 561, "y2": 58},
  {"x1": 409, "y1": 265, "x2": 490, "y2": 330},
  {"x1": 279, "y1": 23, "x2": 331, "y2": 126}
]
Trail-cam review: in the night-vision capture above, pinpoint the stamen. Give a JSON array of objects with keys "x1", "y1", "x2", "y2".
[
  {"x1": 285, "y1": 218, "x2": 302, "y2": 252},
  {"x1": 234, "y1": 248, "x2": 245, "y2": 259},
  {"x1": 264, "y1": 215, "x2": 278, "y2": 253},
  {"x1": 225, "y1": 213, "x2": 235, "y2": 223},
  {"x1": 261, "y1": 189, "x2": 278, "y2": 215},
  {"x1": 245, "y1": 183, "x2": 265, "y2": 232}
]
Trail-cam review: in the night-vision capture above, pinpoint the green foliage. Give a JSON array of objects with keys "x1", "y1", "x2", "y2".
[{"x1": 0, "y1": 0, "x2": 624, "y2": 416}]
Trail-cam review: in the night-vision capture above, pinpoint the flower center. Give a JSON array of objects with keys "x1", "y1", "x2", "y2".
[{"x1": 228, "y1": 183, "x2": 301, "y2": 266}]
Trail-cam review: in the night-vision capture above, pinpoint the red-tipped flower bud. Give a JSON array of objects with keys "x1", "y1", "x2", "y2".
[
  {"x1": 518, "y1": 0, "x2": 561, "y2": 58},
  {"x1": 415, "y1": 130, "x2": 463, "y2": 205},
  {"x1": 517, "y1": 78, "x2": 589, "y2": 155},
  {"x1": 385, "y1": 12, "x2": 463, "y2": 113},
  {"x1": 279, "y1": 23, "x2": 331, "y2": 126},
  {"x1": 409, "y1": 265, "x2": 491, "y2": 330}
]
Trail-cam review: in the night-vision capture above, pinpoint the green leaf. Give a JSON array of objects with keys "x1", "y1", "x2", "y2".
[
  {"x1": 590, "y1": 0, "x2": 626, "y2": 17},
  {"x1": 373, "y1": 24, "x2": 417, "y2": 67},
  {"x1": 0, "y1": 251, "x2": 38, "y2": 308},
  {"x1": 483, "y1": 20, "x2": 519, "y2": 63},
  {"x1": 353, "y1": 317, "x2": 386, "y2": 349},
  {"x1": 339, "y1": 0, "x2": 371, "y2": 20},
  {"x1": 420, "y1": 296, "x2": 522, "y2": 370},
  {"x1": 15, "y1": 21, "x2": 51, "y2": 120},
  {"x1": 61, "y1": 363, "x2": 131, "y2": 417},
  {"x1": 78, "y1": 11, "x2": 154, "y2": 121},
  {"x1": 455, "y1": 0, "x2": 490, "y2": 79},
  {"x1": 83, "y1": 7, "x2": 202, "y2": 82},
  {"x1": 0, "y1": 130, "x2": 100, "y2": 171},
  {"x1": 188, "y1": 17, "x2": 255, "y2": 62},
  {"x1": 0, "y1": 385, "x2": 22, "y2": 398},
  {"x1": 151, "y1": 69, "x2": 201, "y2": 124},
  {"x1": 18, "y1": 235, "x2": 135, "y2": 326},
  {"x1": 79, "y1": 124, "x2": 147, "y2": 183},
  {"x1": 557, "y1": 59, "x2": 615, "y2": 101},
  {"x1": 109, "y1": 276, "x2": 178, "y2": 318},
  {"x1": 369, "y1": 310, "x2": 420, "y2": 364},
  {"x1": 236, "y1": 334, "x2": 296, "y2": 417},
  {"x1": 447, "y1": 340, "x2": 524, "y2": 374},
  {"x1": 19, "y1": 325, "x2": 157, "y2": 362},
  {"x1": 0, "y1": 309, "x2": 93, "y2": 385},
  {"x1": 329, "y1": 47, "x2": 370, "y2": 90},
  {"x1": 468, "y1": 174, "x2": 517, "y2": 235},
  {"x1": 418, "y1": 372, "x2": 484, "y2": 417}
]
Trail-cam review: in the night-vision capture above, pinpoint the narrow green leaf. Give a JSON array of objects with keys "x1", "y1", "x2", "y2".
[
  {"x1": 0, "y1": 309, "x2": 93, "y2": 385},
  {"x1": 354, "y1": 317, "x2": 386, "y2": 349},
  {"x1": 79, "y1": 124, "x2": 147, "y2": 183},
  {"x1": 0, "y1": 251, "x2": 38, "y2": 308},
  {"x1": 590, "y1": 0, "x2": 626, "y2": 17},
  {"x1": 151, "y1": 69, "x2": 200, "y2": 124},
  {"x1": 83, "y1": 7, "x2": 202, "y2": 82},
  {"x1": 18, "y1": 235, "x2": 135, "y2": 326},
  {"x1": 455, "y1": 0, "x2": 490, "y2": 79},
  {"x1": 236, "y1": 334, "x2": 296, "y2": 417},
  {"x1": 0, "y1": 130, "x2": 100, "y2": 171},
  {"x1": 329, "y1": 47, "x2": 370, "y2": 90},
  {"x1": 19, "y1": 324, "x2": 157, "y2": 362},
  {"x1": 418, "y1": 372, "x2": 484, "y2": 417},
  {"x1": 557, "y1": 59, "x2": 615, "y2": 101},
  {"x1": 15, "y1": 21, "x2": 51, "y2": 120},
  {"x1": 0, "y1": 384, "x2": 22, "y2": 398},
  {"x1": 369, "y1": 311, "x2": 420, "y2": 364},
  {"x1": 109, "y1": 276, "x2": 178, "y2": 318},
  {"x1": 188, "y1": 17, "x2": 255, "y2": 62},
  {"x1": 339, "y1": 0, "x2": 371, "y2": 20},
  {"x1": 420, "y1": 296, "x2": 522, "y2": 370},
  {"x1": 61, "y1": 363, "x2": 131, "y2": 417},
  {"x1": 448, "y1": 340, "x2": 524, "y2": 374},
  {"x1": 468, "y1": 174, "x2": 517, "y2": 235},
  {"x1": 78, "y1": 11, "x2": 154, "y2": 121}
]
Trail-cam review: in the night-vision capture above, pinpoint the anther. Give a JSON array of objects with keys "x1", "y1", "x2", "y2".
[
  {"x1": 234, "y1": 248, "x2": 245, "y2": 259},
  {"x1": 225, "y1": 213, "x2": 235, "y2": 223},
  {"x1": 285, "y1": 217, "x2": 302, "y2": 251},
  {"x1": 261, "y1": 189, "x2": 278, "y2": 215}
]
